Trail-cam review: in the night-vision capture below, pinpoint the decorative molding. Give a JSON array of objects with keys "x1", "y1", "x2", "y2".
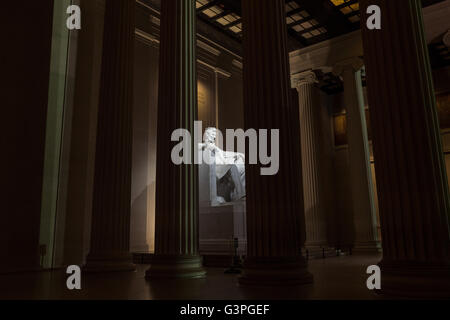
[
  {"x1": 136, "y1": 0, "x2": 160, "y2": 16},
  {"x1": 137, "y1": 0, "x2": 242, "y2": 61},
  {"x1": 197, "y1": 60, "x2": 231, "y2": 78},
  {"x1": 197, "y1": 40, "x2": 221, "y2": 57},
  {"x1": 291, "y1": 70, "x2": 319, "y2": 88},
  {"x1": 134, "y1": 29, "x2": 231, "y2": 77},
  {"x1": 215, "y1": 68, "x2": 232, "y2": 78},
  {"x1": 196, "y1": 34, "x2": 242, "y2": 61},
  {"x1": 135, "y1": 28, "x2": 159, "y2": 45},
  {"x1": 289, "y1": 30, "x2": 363, "y2": 76},
  {"x1": 150, "y1": 15, "x2": 160, "y2": 26},
  {"x1": 232, "y1": 59, "x2": 243, "y2": 70}
]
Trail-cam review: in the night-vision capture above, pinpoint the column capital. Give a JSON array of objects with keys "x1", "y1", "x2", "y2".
[
  {"x1": 333, "y1": 57, "x2": 364, "y2": 76},
  {"x1": 291, "y1": 70, "x2": 319, "y2": 88}
]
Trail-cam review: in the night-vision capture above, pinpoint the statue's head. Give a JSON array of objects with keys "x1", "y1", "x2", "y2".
[{"x1": 204, "y1": 127, "x2": 217, "y2": 144}]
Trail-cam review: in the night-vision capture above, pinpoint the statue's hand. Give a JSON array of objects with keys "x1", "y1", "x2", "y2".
[
  {"x1": 198, "y1": 143, "x2": 206, "y2": 150},
  {"x1": 235, "y1": 153, "x2": 245, "y2": 163}
]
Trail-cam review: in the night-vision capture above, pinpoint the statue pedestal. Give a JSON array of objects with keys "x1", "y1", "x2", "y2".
[
  {"x1": 199, "y1": 201, "x2": 247, "y2": 256},
  {"x1": 198, "y1": 146, "x2": 247, "y2": 259}
]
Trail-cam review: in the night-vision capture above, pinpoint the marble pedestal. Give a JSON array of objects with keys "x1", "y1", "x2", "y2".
[
  {"x1": 199, "y1": 201, "x2": 247, "y2": 256},
  {"x1": 199, "y1": 159, "x2": 247, "y2": 257}
]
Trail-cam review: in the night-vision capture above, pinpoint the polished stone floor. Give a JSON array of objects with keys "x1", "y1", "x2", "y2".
[{"x1": 0, "y1": 254, "x2": 385, "y2": 300}]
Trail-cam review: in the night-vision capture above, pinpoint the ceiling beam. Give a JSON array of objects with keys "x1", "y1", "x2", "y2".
[
  {"x1": 294, "y1": 0, "x2": 355, "y2": 39},
  {"x1": 287, "y1": 15, "x2": 314, "y2": 28},
  {"x1": 297, "y1": 24, "x2": 325, "y2": 35},
  {"x1": 336, "y1": 0, "x2": 358, "y2": 10},
  {"x1": 197, "y1": 0, "x2": 223, "y2": 12},
  {"x1": 224, "y1": 18, "x2": 242, "y2": 29}
]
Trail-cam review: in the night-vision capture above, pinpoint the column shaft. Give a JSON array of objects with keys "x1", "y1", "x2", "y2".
[
  {"x1": 84, "y1": 0, "x2": 135, "y2": 272},
  {"x1": 295, "y1": 72, "x2": 328, "y2": 248},
  {"x1": 335, "y1": 59, "x2": 380, "y2": 252},
  {"x1": 145, "y1": 0, "x2": 205, "y2": 279},
  {"x1": 239, "y1": 0, "x2": 312, "y2": 286},
  {"x1": 361, "y1": 0, "x2": 450, "y2": 297},
  {"x1": 2, "y1": 1, "x2": 54, "y2": 273}
]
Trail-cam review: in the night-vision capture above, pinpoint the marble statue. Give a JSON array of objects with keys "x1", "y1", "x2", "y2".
[{"x1": 198, "y1": 128, "x2": 246, "y2": 204}]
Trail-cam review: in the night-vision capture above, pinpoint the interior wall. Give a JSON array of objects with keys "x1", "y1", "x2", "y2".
[
  {"x1": 332, "y1": 146, "x2": 355, "y2": 247},
  {"x1": 328, "y1": 92, "x2": 356, "y2": 248},
  {"x1": 131, "y1": 32, "x2": 159, "y2": 253},
  {"x1": 218, "y1": 61, "x2": 245, "y2": 153},
  {"x1": 198, "y1": 65, "x2": 217, "y2": 129},
  {"x1": 318, "y1": 92, "x2": 340, "y2": 247}
]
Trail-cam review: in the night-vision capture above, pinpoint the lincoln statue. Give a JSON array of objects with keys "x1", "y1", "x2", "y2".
[{"x1": 199, "y1": 127, "x2": 246, "y2": 203}]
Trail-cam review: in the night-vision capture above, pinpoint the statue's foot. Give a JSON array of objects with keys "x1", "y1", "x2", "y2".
[{"x1": 213, "y1": 197, "x2": 227, "y2": 205}]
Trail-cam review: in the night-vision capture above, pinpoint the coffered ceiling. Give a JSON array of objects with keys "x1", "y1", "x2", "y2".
[{"x1": 196, "y1": 0, "x2": 444, "y2": 49}]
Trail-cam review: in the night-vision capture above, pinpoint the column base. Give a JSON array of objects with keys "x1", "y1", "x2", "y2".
[
  {"x1": 379, "y1": 260, "x2": 450, "y2": 298},
  {"x1": 145, "y1": 255, "x2": 206, "y2": 279},
  {"x1": 83, "y1": 252, "x2": 136, "y2": 273},
  {"x1": 352, "y1": 241, "x2": 381, "y2": 254},
  {"x1": 238, "y1": 256, "x2": 313, "y2": 286}
]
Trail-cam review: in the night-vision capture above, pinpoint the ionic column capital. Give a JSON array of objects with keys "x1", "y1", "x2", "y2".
[
  {"x1": 292, "y1": 70, "x2": 319, "y2": 89},
  {"x1": 333, "y1": 57, "x2": 364, "y2": 76}
]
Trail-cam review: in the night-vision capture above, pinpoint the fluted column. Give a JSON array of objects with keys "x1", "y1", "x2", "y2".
[
  {"x1": 293, "y1": 71, "x2": 328, "y2": 249},
  {"x1": 239, "y1": 0, "x2": 312, "y2": 286},
  {"x1": 360, "y1": 0, "x2": 450, "y2": 297},
  {"x1": 145, "y1": 0, "x2": 205, "y2": 279},
  {"x1": 334, "y1": 58, "x2": 380, "y2": 252},
  {"x1": 84, "y1": 0, "x2": 135, "y2": 272},
  {"x1": 2, "y1": 1, "x2": 54, "y2": 273}
]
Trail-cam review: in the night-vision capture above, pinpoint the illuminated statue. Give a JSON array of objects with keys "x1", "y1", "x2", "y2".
[{"x1": 199, "y1": 128, "x2": 246, "y2": 203}]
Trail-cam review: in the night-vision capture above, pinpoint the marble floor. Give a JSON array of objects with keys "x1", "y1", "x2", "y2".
[{"x1": 0, "y1": 254, "x2": 386, "y2": 300}]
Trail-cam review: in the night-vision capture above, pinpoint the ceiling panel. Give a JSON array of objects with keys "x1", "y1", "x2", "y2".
[{"x1": 196, "y1": 0, "x2": 445, "y2": 49}]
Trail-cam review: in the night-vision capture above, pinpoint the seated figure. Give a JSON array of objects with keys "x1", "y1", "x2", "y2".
[{"x1": 198, "y1": 128, "x2": 246, "y2": 204}]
